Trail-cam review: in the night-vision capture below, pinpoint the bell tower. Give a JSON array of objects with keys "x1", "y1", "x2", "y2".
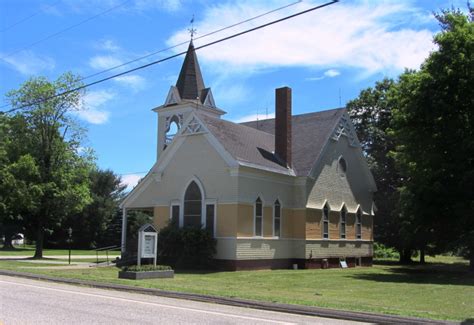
[{"x1": 153, "y1": 41, "x2": 225, "y2": 159}]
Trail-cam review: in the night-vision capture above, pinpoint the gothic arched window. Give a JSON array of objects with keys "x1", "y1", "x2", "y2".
[{"x1": 184, "y1": 181, "x2": 202, "y2": 228}]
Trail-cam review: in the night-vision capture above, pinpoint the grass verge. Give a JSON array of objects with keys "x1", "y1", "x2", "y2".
[{"x1": 0, "y1": 256, "x2": 472, "y2": 322}]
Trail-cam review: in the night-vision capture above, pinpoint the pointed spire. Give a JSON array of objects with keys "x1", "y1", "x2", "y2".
[{"x1": 176, "y1": 41, "x2": 205, "y2": 101}]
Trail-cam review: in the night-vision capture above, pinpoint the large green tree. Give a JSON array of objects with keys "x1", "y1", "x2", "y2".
[
  {"x1": 5, "y1": 73, "x2": 92, "y2": 258},
  {"x1": 391, "y1": 8, "x2": 474, "y2": 268}
]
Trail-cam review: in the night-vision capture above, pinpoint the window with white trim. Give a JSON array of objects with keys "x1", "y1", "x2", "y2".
[
  {"x1": 205, "y1": 204, "x2": 215, "y2": 236},
  {"x1": 322, "y1": 204, "x2": 329, "y2": 239},
  {"x1": 171, "y1": 204, "x2": 180, "y2": 227},
  {"x1": 255, "y1": 197, "x2": 263, "y2": 237},
  {"x1": 183, "y1": 181, "x2": 202, "y2": 228},
  {"x1": 340, "y1": 206, "x2": 347, "y2": 239},
  {"x1": 274, "y1": 200, "x2": 281, "y2": 237},
  {"x1": 356, "y1": 209, "x2": 362, "y2": 239}
]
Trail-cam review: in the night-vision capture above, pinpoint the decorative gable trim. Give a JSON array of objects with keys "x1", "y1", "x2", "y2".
[
  {"x1": 164, "y1": 86, "x2": 181, "y2": 106},
  {"x1": 182, "y1": 116, "x2": 205, "y2": 135},
  {"x1": 202, "y1": 88, "x2": 216, "y2": 108},
  {"x1": 331, "y1": 114, "x2": 359, "y2": 147}
]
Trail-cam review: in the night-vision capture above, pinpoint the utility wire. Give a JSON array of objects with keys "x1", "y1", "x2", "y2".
[
  {"x1": 0, "y1": 1, "x2": 62, "y2": 33},
  {"x1": 0, "y1": 0, "x2": 131, "y2": 60},
  {"x1": 0, "y1": 0, "x2": 338, "y2": 114},
  {"x1": 81, "y1": 0, "x2": 303, "y2": 82}
]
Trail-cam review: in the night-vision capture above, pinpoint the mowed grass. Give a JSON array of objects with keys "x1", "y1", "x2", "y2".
[
  {"x1": 0, "y1": 246, "x2": 120, "y2": 257},
  {"x1": 0, "y1": 256, "x2": 472, "y2": 321}
]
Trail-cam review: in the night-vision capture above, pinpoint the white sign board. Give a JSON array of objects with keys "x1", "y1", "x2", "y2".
[
  {"x1": 137, "y1": 224, "x2": 158, "y2": 266},
  {"x1": 340, "y1": 260, "x2": 348, "y2": 268}
]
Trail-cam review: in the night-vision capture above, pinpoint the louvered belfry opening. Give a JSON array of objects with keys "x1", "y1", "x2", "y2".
[{"x1": 275, "y1": 86, "x2": 292, "y2": 168}]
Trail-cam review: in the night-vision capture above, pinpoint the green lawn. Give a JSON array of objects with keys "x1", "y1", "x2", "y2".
[
  {"x1": 0, "y1": 256, "x2": 472, "y2": 322},
  {"x1": 0, "y1": 246, "x2": 120, "y2": 256}
]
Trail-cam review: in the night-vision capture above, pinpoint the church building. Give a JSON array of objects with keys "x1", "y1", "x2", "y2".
[{"x1": 120, "y1": 41, "x2": 376, "y2": 270}]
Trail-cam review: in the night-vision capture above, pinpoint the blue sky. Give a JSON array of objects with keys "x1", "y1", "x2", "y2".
[{"x1": 0, "y1": 0, "x2": 465, "y2": 189}]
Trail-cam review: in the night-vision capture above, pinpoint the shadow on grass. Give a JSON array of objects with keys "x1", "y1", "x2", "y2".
[
  {"x1": 349, "y1": 263, "x2": 474, "y2": 286},
  {"x1": 461, "y1": 319, "x2": 474, "y2": 325},
  {"x1": 0, "y1": 247, "x2": 34, "y2": 252}
]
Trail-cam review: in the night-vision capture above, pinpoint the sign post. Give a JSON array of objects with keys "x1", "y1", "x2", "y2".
[{"x1": 137, "y1": 224, "x2": 158, "y2": 266}]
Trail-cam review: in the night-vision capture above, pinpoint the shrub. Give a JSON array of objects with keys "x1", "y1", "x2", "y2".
[
  {"x1": 158, "y1": 224, "x2": 216, "y2": 269},
  {"x1": 374, "y1": 242, "x2": 400, "y2": 259},
  {"x1": 121, "y1": 264, "x2": 172, "y2": 272}
]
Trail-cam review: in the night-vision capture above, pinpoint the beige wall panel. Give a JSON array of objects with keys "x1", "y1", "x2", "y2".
[
  {"x1": 263, "y1": 206, "x2": 273, "y2": 237},
  {"x1": 126, "y1": 134, "x2": 238, "y2": 208},
  {"x1": 329, "y1": 210, "x2": 340, "y2": 239},
  {"x1": 306, "y1": 208, "x2": 322, "y2": 239},
  {"x1": 236, "y1": 239, "x2": 306, "y2": 260},
  {"x1": 362, "y1": 214, "x2": 373, "y2": 241},
  {"x1": 237, "y1": 204, "x2": 254, "y2": 237},
  {"x1": 216, "y1": 204, "x2": 237, "y2": 237},
  {"x1": 215, "y1": 238, "x2": 237, "y2": 259},
  {"x1": 346, "y1": 213, "x2": 356, "y2": 240},
  {"x1": 305, "y1": 240, "x2": 373, "y2": 259},
  {"x1": 306, "y1": 137, "x2": 374, "y2": 214},
  {"x1": 292, "y1": 209, "x2": 306, "y2": 239},
  {"x1": 153, "y1": 206, "x2": 169, "y2": 230},
  {"x1": 281, "y1": 208, "x2": 292, "y2": 238}
]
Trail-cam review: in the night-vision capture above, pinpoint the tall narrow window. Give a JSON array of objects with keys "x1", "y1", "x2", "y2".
[
  {"x1": 356, "y1": 209, "x2": 362, "y2": 240},
  {"x1": 184, "y1": 181, "x2": 202, "y2": 228},
  {"x1": 274, "y1": 200, "x2": 281, "y2": 237},
  {"x1": 323, "y1": 204, "x2": 329, "y2": 239},
  {"x1": 171, "y1": 205, "x2": 180, "y2": 227},
  {"x1": 340, "y1": 207, "x2": 346, "y2": 239},
  {"x1": 205, "y1": 204, "x2": 215, "y2": 236},
  {"x1": 255, "y1": 198, "x2": 263, "y2": 237}
]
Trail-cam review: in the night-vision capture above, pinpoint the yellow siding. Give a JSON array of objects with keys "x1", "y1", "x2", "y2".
[
  {"x1": 292, "y1": 209, "x2": 306, "y2": 239},
  {"x1": 329, "y1": 210, "x2": 340, "y2": 239},
  {"x1": 346, "y1": 213, "x2": 356, "y2": 240},
  {"x1": 217, "y1": 204, "x2": 238, "y2": 237},
  {"x1": 237, "y1": 204, "x2": 253, "y2": 237},
  {"x1": 281, "y1": 208, "x2": 292, "y2": 238},
  {"x1": 362, "y1": 214, "x2": 372, "y2": 241},
  {"x1": 306, "y1": 208, "x2": 322, "y2": 239},
  {"x1": 153, "y1": 206, "x2": 169, "y2": 230}
]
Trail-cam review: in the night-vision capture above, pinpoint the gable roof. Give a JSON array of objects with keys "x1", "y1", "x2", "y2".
[
  {"x1": 195, "y1": 108, "x2": 345, "y2": 176},
  {"x1": 241, "y1": 108, "x2": 345, "y2": 176},
  {"x1": 176, "y1": 41, "x2": 205, "y2": 100}
]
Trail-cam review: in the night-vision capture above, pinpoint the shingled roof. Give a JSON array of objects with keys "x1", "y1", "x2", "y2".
[
  {"x1": 176, "y1": 41, "x2": 205, "y2": 100},
  {"x1": 196, "y1": 108, "x2": 345, "y2": 176}
]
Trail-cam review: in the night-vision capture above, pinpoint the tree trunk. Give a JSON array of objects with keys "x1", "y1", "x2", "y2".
[
  {"x1": 399, "y1": 249, "x2": 412, "y2": 264},
  {"x1": 33, "y1": 227, "x2": 44, "y2": 259},
  {"x1": 420, "y1": 248, "x2": 425, "y2": 264},
  {"x1": 2, "y1": 234, "x2": 14, "y2": 250},
  {"x1": 470, "y1": 254, "x2": 474, "y2": 272}
]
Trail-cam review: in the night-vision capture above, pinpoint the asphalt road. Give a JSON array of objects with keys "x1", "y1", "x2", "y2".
[{"x1": 0, "y1": 275, "x2": 368, "y2": 325}]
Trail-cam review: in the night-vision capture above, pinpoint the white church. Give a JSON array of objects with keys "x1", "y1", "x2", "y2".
[{"x1": 120, "y1": 41, "x2": 376, "y2": 270}]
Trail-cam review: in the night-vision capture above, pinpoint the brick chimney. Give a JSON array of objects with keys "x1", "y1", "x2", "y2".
[{"x1": 275, "y1": 87, "x2": 292, "y2": 168}]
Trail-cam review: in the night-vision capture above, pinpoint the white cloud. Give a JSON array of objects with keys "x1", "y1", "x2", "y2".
[
  {"x1": 134, "y1": 0, "x2": 182, "y2": 12},
  {"x1": 306, "y1": 68, "x2": 341, "y2": 81},
  {"x1": 77, "y1": 90, "x2": 115, "y2": 124},
  {"x1": 89, "y1": 55, "x2": 123, "y2": 70},
  {"x1": 120, "y1": 174, "x2": 143, "y2": 191},
  {"x1": 233, "y1": 112, "x2": 275, "y2": 123},
  {"x1": 167, "y1": 1, "x2": 436, "y2": 76},
  {"x1": 98, "y1": 39, "x2": 121, "y2": 52},
  {"x1": 1, "y1": 51, "x2": 55, "y2": 75},
  {"x1": 114, "y1": 75, "x2": 146, "y2": 91}
]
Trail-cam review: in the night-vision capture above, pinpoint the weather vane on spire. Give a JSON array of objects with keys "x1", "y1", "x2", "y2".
[{"x1": 188, "y1": 14, "x2": 197, "y2": 40}]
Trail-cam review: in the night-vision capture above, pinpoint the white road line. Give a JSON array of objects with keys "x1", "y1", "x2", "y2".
[{"x1": 0, "y1": 279, "x2": 296, "y2": 324}]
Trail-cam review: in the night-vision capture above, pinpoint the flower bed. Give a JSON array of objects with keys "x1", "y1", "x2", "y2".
[{"x1": 118, "y1": 264, "x2": 174, "y2": 280}]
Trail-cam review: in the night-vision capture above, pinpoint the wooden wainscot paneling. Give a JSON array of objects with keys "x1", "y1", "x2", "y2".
[
  {"x1": 329, "y1": 210, "x2": 340, "y2": 239},
  {"x1": 306, "y1": 208, "x2": 322, "y2": 239},
  {"x1": 153, "y1": 206, "x2": 169, "y2": 230},
  {"x1": 216, "y1": 204, "x2": 238, "y2": 237},
  {"x1": 263, "y1": 206, "x2": 273, "y2": 237},
  {"x1": 346, "y1": 212, "x2": 356, "y2": 240},
  {"x1": 237, "y1": 204, "x2": 253, "y2": 237}
]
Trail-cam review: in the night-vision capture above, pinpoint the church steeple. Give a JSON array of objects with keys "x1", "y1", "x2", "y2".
[{"x1": 176, "y1": 41, "x2": 205, "y2": 101}]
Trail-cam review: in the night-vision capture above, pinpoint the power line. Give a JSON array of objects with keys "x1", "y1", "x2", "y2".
[
  {"x1": 0, "y1": 1, "x2": 62, "y2": 33},
  {"x1": 0, "y1": 0, "x2": 301, "y2": 110},
  {"x1": 0, "y1": 0, "x2": 338, "y2": 114},
  {"x1": 0, "y1": 0, "x2": 131, "y2": 60},
  {"x1": 81, "y1": 0, "x2": 303, "y2": 82}
]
